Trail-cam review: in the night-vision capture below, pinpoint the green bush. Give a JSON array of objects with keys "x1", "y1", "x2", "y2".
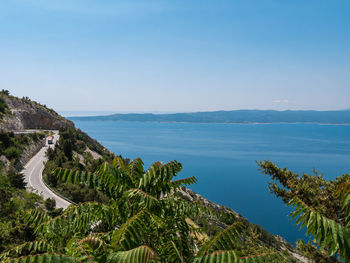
[
  {"x1": 0, "y1": 90, "x2": 9, "y2": 96},
  {"x1": 0, "y1": 96, "x2": 7, "y2": 114},
  {"x1": 9, "y1": 173, "x2": 26, "y2": 189},
  {"x1": 0, "y1": 133, "x2": 13, "y2": 152},
  {"x1": 62, "y1": 139, "x2": 73, "y2": 161},
  {"x1": 4, "y1": 147, "x2": 21, "y2": 160},
  {"x1": 44, "y1": 198, "x2": 56, "y2": 211},
  {"x1": 45, "y1": 147, "x2": 55, "y2": 161}
]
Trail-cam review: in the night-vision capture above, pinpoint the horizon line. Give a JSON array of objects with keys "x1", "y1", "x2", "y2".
[{"x1": 59, "y1": 108, "x2": 350, "y2": 117}]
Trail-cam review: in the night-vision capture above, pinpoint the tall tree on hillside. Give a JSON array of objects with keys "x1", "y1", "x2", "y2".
[{"x1": 63, "y1": 139, "x2": 73, "y2": 161}]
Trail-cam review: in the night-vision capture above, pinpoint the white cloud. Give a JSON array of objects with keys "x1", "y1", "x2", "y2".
[{"x1": 272, "y1": 99, "x2": 289, "y2": 103}]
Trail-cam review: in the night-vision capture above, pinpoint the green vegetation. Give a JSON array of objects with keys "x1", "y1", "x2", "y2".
[
  {"x1": 0, "y1": 90, "x2": 9, "y2": 117},
  {"x1": 259, "y1": 160, "x2": 350, "y2": 262},
  {"x1": 1, "y1": 124, "x2": 337, "y2": 263},
  {"x1": 43, "y1": 130, "x2": 290, "y2": 255},
  {"x1": 0, "y1": 130, "x2": 52, "y2": 253},
  {"x1": 0, "y1": 173, "x2": 44, "y2": 252},
  {"x1": 0, "y1": 90, "x2": 9, "y2": 96},
  {"x1": 0, "y1": 97, "x2": 7, "y2": 115},
  {"x1": 43, "y1": 127, "x2": 114, "y2": 203},
  {"x1": 0, "y1": 132, "x2": 45, "y2": 168},
  {"x1": 3, "y1": 91, "x2": 350, "y2": 262},
  {"x1": 0, "y1": 157, "x2": 291, "y2": 262}
]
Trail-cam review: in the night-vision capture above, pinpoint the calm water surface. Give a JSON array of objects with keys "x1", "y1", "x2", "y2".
[{"x1": 71, "y1": 120, "x2": 350, "y2": 243}]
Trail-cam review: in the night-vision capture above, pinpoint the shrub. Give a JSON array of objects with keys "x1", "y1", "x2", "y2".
[
  {"x1": 63, "y1": 139, "x2": 73, "y2": 161},
  {"x1": 4, "y1": 146, "x2": 21, "y2": 160},
  {"x1": 44, "y1": 198, "x2": 56, "y2": 211},
  {"x1": 0, "y1": 96, "x2": 8, "y2": 114},
  {"x1": 8, "y1": 168, "x2": 26, "y2": 189},
  {"x1": 45, "y1": 147, "x2": 55, "y2": 161},
  {"x1": 0, "y1": 133, "x2": 12, "y2": 151},
  {"x1": 46, "y1": 172, "x2": 58, "y2": 187},
  {"x1": 0, "y1": 90, "x2": 10, "y2": 96}
]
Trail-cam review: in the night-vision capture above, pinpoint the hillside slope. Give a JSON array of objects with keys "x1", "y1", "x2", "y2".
[
  {"x1": 0, "y1": 92, "x2": 73, "y2": 132},
  {"x1": 0, "y1": 91, "x2": 310, "y2": 262}
]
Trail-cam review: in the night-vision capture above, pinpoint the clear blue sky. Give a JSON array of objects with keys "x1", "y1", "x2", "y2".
[{"x1": 1, "y1": 0, "x2": 349, "y2": 112}]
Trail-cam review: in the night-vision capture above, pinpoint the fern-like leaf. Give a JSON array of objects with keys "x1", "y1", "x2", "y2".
[
  {"x1": 289, "y1": 197, "x2": 350, "y2": 261},
  {"x1": 336, "y1": 182, "x2": 350, "y2": 226},
  {"x1": 192, "y1": 250, "x2": 237, "y2": 263},
  {"x1": 35, "y1": 202, "x2": 117, "y2": 237},
  {"x1": 54, "y1": 162, "x2": 135, "y2": 200},
  {"x1": 3, "y1": 254, "x2": 81, "y2": 263},
  {"x1": 138, "y1": 161, "x2": 182, "y2": 198},
  {"x1": 160, "y1": 241, "x2": 184, "y2": 263},
  {"x1": 79, "y1": 236, "x2": 106, "y2": 250},
  {"x1": 113, "y1": 210, "x2": 152, "y2": 251},
  {"x1": 198, "y1": 222, "x2": 243, "y2": 256},
  {"x1": 237, "y1": 252, "x2": 286, "y2": 262},
  {"x1": 107, "y1": 246, "x2": 157, "y2": 263},
  {"x1": 171, "y1": 176, "x2": 198, "y2": 188},
  {"x1": 54, "y1": 168, "x2": 96, "y2": 187},
  {"x1": 0, "y1": 240, "x2": 54, "y2": 260},
  {"x1": 128, "y1": 158, "x2": 144, "y2": 181},
  {"x1": 125, "y1": 189, "x2": 159, "y2": 211},
  {"x1": 24, "y1": 209, "x2": 51, "y2": 230},
  {"x1": 113, "y1": 156, "x2": 127, "y2": 172}
]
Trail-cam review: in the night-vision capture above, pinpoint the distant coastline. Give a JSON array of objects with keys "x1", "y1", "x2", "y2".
[
  {"x1": 69, "y1": 120, "x2": 350, "y2": 126},
  {"x1": 68, "y1": 110, "x2": 350, "y2": 125}
]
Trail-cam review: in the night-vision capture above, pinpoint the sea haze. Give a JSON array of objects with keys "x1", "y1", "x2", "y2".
[
  {"x1": 70, "y1": 120, "x2": 350, "y2": 243},
  {"x1": 69, "y1": 110, "x2": 350, "y2": 124}
]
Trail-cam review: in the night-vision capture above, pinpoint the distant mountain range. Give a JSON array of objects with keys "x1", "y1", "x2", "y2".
[{"x1": 68, "y1": 110, "x2": 350, "y2": 124}]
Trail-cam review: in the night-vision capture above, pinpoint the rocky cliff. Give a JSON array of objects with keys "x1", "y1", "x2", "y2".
[{"x1": 0, "y1": 95, "x2": 73, "y2": 132}]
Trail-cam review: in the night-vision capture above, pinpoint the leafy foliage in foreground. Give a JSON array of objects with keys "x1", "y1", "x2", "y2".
[
  {"x1": 289, "y1": 197, "x2": 350, "y2": 261},
  {"x1": 0, "y1": 131, "x2": 53, "y2": 253},
  {"x1": 1, "y1": 158, "x2": 290, "y2": 262},
  {"x1": 0, "y1": 173, "x2": 44, "y2": 254},
  {"x1": 106, "y1": 246, "x2": 157, "y2": 263},
  {"x1": 3, "y1": 254, "x2": 80, "y2": 263},
  {"x1": 259, "y1": 160, "x2": 350, "y2": 262}
]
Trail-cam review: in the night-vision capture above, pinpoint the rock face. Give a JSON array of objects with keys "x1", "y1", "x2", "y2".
[
  {"x1": 0, "y1": 96, "x2": 73, "y2": 132},
  {"x1": 16, "y1": 137, "x2": 46, "y2": 171}
]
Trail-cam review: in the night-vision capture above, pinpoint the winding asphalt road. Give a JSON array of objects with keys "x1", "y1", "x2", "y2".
[{"x1": 22, "y1": 131, "x2": 71, "y2": 209}]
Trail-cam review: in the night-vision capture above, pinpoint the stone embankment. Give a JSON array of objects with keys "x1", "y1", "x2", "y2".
[{"x1": 16, "y1": 137, "x2": 46, "y2": 171}]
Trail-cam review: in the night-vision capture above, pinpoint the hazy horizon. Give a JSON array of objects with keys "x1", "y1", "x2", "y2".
[
  {"x1": 59, "y1": 108, "x2": 350, "y2": 118},
  {"x1": 2, "y1": 1, "x2": 350, "y2": 112}
]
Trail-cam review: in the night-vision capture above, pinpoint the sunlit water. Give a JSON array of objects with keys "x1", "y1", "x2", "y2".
[{"x1": 70, "y1": 120, "x2": 350, "y2": 243}]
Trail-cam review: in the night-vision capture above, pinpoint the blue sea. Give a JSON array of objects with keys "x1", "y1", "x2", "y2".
[{"x1": 71, "y1": 120, "x2": 350, "y2": 243}]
